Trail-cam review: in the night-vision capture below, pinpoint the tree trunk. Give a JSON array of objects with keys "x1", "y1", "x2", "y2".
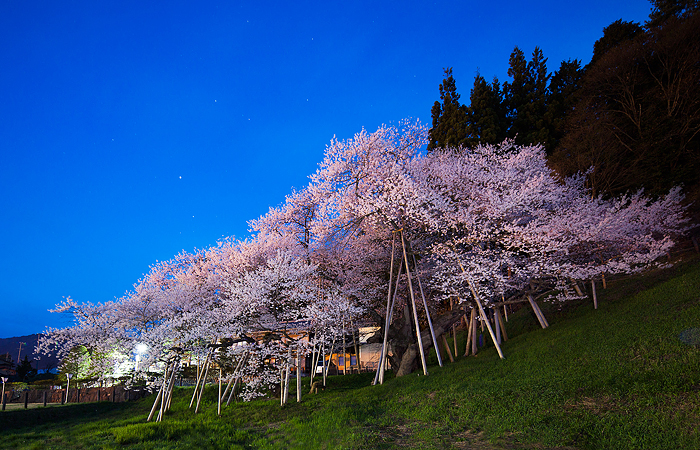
[{"x1": 371, "y1": 302, "x2": 467, "y2": 377}]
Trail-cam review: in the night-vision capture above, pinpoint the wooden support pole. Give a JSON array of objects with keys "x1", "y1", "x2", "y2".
[
  {"x1": 495, "y1": 308, "x2": 508, "y2": 341},
  {"x1": 470, "y1": 308, "x2": 478, "y2": 356},
  {"x1": 378, "y1": 245, "x2": 404, "y2": 385},
  {"x1": 570, "y1": 278, "x2": 584, "y2": 296},
  {"x1": 464, "y1": 309, "x2": 474, "y2": 356},
  {"x1": 195, "y1": 356, "x2": 211, "y2": 414},
  {"x1": 341, "y1": 316, "x2": 347, "y2": 376},
  {"x1": 692, "y1": 236, "x2": 699, "y2": 253},
  {"x1": 217, "y1": 368, "x2": 222, "y2": 416},
  {"x1": 279, "y1": 368, "x2": 284, "y2": 406},
  {"x1": 462, "y1": 271, "x2": 505, "y2": 359},
  {"x1": 323, "y1": 334, "x2": 336, "y2": 386},
  {"x1": 164, "y1": 362, "x2": 178, "y2": 413},
  {"x1": 221, "y1": 373, "x2": 234, "y2": 404},
  {"x1": 451, "y1": 298, "x2": 457, "y2": 359},
  {"x1": 375, "y1": 233, "x2": 397, "y2": 386},
  {"x1": 296, "y1": 347, "x2": 302, "y2": 403},
  {"x1": 493, "y1": 298, "x2": 531, "y2": 307},
  {"x1": 309, "y1": 339, "x2": 316, "y2": 387},
  {"x1": 283, "y1": 346, "x2": 291, "y2": 405},
  {"x1": 322, "y1": 345, "x2": 328, "y2": 387},
  {"x1": 441, "y1": 334, "x2": 454, "y2": 362},
  {"x1": 222, "y1": 355, "x2": 245, "y2": 403},
  {"x1": 190, "y1": 349, "x2": 211, "y2": 408},
  {"x1": 147, "y1": 376, "x2": 166, "y2": 422},
  {"x1": 350, "y1": 319, "x2": 359, "y2": 374},
  {"x1": 493, "y1": 308, "x2": 501, "y2": 345},
  {"x1": 379, "y1": 262, "x2": 402, "y2": 385},
  {"x1": 401, "y1": 230, "x2": 428, "y2": 375},
  {"x1": 157, "y1": 370, "x2": 169, "y2": 422},
  {"x1": 414, "y1": 253, "x2": 443, "y2": 367},
  {"x1": 591, "y1": 278, "x2": 598, "y2": 310},
  {"x1": 602, "y1": 273, "x2": 607, "y2": 289},
  {"x1": 527, "y1": 295, "x2": 549, "y2": 328},
  {"x1": 226, "y1": 351, "x2": 248, "y2": 406}
]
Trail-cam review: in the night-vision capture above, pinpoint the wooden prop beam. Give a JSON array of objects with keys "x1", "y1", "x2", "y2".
[
  {"x1": 495, "y1": 308, "x2": 508, "y2": 341},
  {"x1": 451, "y1": 298, "x2": 458, "y2": 359},
  {"x1": 147, "y1": 370, "x2": 167, "y2": 422},
  {"x1": 350, "y1": 319, "x2": 360, "y2": 374},
  {"x1": 459, "y1": 264, "x2": 505, "y2": 359},
  {"x1": 493, "y1": 308, "x2": 501, "y2": 345},
  {"x1": 195, "y1": 353, "x2": 212, "y2": 414},
  {"x1": 379, "y1": 260, "x2": 403, "y2": 384},
  {"x1": 283, "y1": 345, "x2": 292, "y2": 405},
  {"x1": 217, "y1": 368, "x2": 222, "y2": 416},
  {"x1": 297, "y1": 345, "x2": 302, "y2": 403},
  {"x1": 163, "y1": 360, "x2": 178, "y2": 414},
  {"x1": 527, "y1": 295, "x2": 549, "y2": 328},
  {"x1": 221, "y1": 355, "x2": 243, "y2": 403},
  {"x1": 226, "y1": 351, "x2": 249, "y2": 406},
  {"x1": 441, "y1": 334, "x2": 454, "y2": 362},
  {"x1": 375, "y1": 233, "x2": 397, "y2": 386},
  {"x1": 464, "y1": 308, "x2": 475, "y2": 356},
  {"x1": 591, "y1": 278, "x2": 598, "y2": 310},
  {"x1": 190, "y1": 348, "x2": 212, "y2": 408},
  {"x1": 400, "y1": 230, "x2": 428, "y2": 375},
  {"x1": 412, "y1": 253, "x2": 442, "y2": 367}
]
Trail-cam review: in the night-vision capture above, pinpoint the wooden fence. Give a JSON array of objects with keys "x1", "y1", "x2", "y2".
[{"x1": 1, "y1": 385, "x2": 149, "y2": 410}]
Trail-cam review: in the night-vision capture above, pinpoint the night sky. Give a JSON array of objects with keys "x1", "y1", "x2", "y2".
[{"x1": 0, "y1": 1, "x2": 653, "y2": 338}]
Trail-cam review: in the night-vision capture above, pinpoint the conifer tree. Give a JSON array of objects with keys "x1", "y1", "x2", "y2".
[
  {"x1": 465, "y1": 74, "x2": 506, "y2": 145},
  {"x1": 428, "y1": 68, "x2": 468, "y2": 151},
  {"x1": 523, "y1": 47, "x2": 551, "y2": 147},
  {"x1": 503, "y1": 47, "x2": 552, "y2": 148},
  {"x1": 503, "y1": 47, "x2": 529, "y2": 142},
  {"x1": 547, "y1": 59, "x2": 584, "y2": 153}
]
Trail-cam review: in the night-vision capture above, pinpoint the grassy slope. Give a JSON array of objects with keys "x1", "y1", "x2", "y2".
[{"x1": 2, "y1": 258, "x2": 700, "y2": 450}]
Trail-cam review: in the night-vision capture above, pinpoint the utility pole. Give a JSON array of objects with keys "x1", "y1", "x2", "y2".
[{"x1": 17, "y1": 342, "x2": 26, "y2": 364}]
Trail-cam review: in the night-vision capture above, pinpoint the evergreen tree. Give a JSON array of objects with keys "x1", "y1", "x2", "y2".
[
  {"x1": 465, "y1": 73, "x2": 506, "y2": 145},
  {"x1": 503, "y1": 47, "x2": 552, "y2": 148},
  {"x1": 428, "y1": 68, "x2": 468, "y2": 152},
  {"x1": 547, "y1": 59, "x2": 584, "y2": 153},
  {"x1": 503, "y1": 47, "x2": 529, "y2": 142},
  {"x1": 16, "y1": 355, "x2": 36, "y2": 381},
  {"x1": 523, "y1": 47, "x2": 551, "y2": 147}
]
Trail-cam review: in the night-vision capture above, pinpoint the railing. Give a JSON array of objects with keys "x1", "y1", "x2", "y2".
[{"x1": 1, "y1": 386, "x2": 150, "y2": 410}]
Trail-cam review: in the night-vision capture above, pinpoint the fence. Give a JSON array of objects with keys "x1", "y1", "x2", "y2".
[{"x1": 1, "y1": 385, "x2": 150, "y2": 410}]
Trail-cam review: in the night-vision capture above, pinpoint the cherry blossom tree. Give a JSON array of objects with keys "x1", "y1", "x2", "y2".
[{"x1": 38, "y1": 119, "x2": 688, "y2": 396}]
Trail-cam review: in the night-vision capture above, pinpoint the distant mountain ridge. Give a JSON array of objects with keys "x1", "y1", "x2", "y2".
[{"x1": 0, "y1": 334, "x2": 60, "y2": 372}]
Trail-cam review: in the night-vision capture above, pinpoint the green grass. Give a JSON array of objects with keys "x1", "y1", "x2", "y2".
[{"x1": 3, "y1": 258, "x2": 700, "y2": 449}]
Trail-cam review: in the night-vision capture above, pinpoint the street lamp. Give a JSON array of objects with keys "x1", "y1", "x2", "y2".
[
  {"x1": 65, "y1": 373, "x2": 73, "y2": 404},
  {"x1": 135, "y1": 344, "x2": 148, "y2": 372},
  {"x1": 1, "y1": 377, "x2": 7, "y2": 409}
]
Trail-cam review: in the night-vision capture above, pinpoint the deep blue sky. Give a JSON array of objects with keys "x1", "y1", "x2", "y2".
[{"x1": 0, "y1": 1, "x2": 653, "y2": 338}]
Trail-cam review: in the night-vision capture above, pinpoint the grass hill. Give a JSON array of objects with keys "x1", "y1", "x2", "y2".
[{"x1": 2, "y1": 257, "x2": 700, "y2": 449}]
